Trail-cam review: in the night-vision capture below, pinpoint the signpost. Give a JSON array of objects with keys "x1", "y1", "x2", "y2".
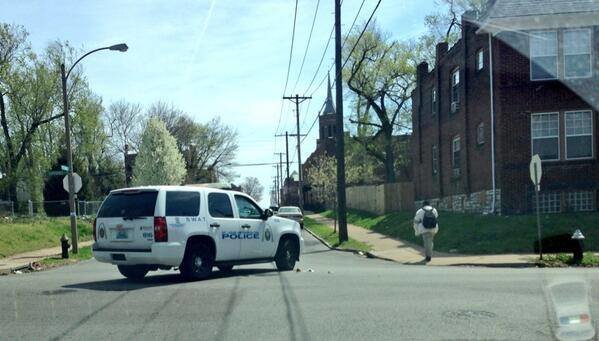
[
  {"x1": 529, "y1": 154, "x2": 543, "y2": 260},
  {"x1": 63, "y1": 173, "x2": 82, "y2": 194}
]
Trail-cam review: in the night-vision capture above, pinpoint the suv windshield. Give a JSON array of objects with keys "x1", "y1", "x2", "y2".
[{"x1": 97, "y1": 191, "x2": 158, "y2": 218}]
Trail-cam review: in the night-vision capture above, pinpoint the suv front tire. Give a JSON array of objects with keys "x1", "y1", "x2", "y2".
[{"x1": 275, "y1": 238, "x2": 298, "y2": 271}]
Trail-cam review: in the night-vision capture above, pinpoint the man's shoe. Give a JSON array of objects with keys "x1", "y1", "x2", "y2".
[{"x1": 425, "y1": 257, "x2": 431, "y2": 262}]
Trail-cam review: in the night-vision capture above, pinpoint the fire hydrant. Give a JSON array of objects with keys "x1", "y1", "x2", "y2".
[
  {"x1": 571, "y1": 229, "x2": 585, "y2": 264},
  {"x1": 60, "y1": 234, "x2": 70, "y2": 259}
]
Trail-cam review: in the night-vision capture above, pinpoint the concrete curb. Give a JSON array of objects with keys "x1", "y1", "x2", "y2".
[{"x1": 304, "y1": 226, "x2": 386, "y2": 261}]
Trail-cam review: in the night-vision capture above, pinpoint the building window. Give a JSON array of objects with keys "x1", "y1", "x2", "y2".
[
  {"x1": 432, "y1": 145, "x2": 439, "y2": 175},
  {"x1": 564, "y1": 29, "x2": 592, "y2": 78},
  {"x1": 431, "y1": 88, "x2": 437, "y2": 115},
  {"x1": 327, "y1": 125, "x2": 332, "y2": 138},
  {"x1": 477, "y1": 122, "x2": 485, "y2": 145},
  {"x1": 530, "y1": 31, "x2": 558, "y2": 80},
  {"x1": 451, "y1": 68, "x2": 460, "y2": 108},
  {"x1": 531, "y1": 113, "x2": 559, "y2": 160},
  {"x1": 452, "y1": 136, "x2": 461, "y2": 177},
  {"x1": 538, "y1": 192, "x2": 561, "y2": 213},
  {"x1": 476, "y1": 49, "x2": 484, "y2": 71},
  {"x1": 567, "y1": 191, "x2": 593, "y2": 212},
  {"x1": 565, "y1": 110, "x2": 593, "y2": 159}
]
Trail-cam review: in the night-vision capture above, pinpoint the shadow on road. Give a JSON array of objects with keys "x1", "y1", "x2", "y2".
[{"x1": 62, "y1": 268, "x2": 278, "y2": 292}]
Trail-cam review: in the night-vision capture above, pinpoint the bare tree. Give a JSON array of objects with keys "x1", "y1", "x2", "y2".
[
  {"x1": 241, "y1": 176, "x2": 264, "y2": 201},
  {"x1": 104, "y1": 99, "x2": 143, "y2": 156}
]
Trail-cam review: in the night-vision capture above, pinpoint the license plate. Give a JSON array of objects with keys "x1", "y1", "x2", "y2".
[{"x1": 116, "y1": 230, "x2": 129, "y2": 239}]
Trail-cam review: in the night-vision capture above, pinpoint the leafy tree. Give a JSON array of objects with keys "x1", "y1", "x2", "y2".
[
  {"x1": 343, "y1": 23, "x2": 418, "y2": 183},
  {"x1": 241, "y1": 176, "x2": 264, "y2": 202},
  {"x1": 132, "y1": 118, "x2": 186, "y2": 186}
]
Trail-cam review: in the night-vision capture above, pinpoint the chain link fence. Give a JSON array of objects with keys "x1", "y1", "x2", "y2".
[
  {"x1": 0, "y1": 201, "x2": 14, "y2": 217},
  {"x1": 1, "y1": 199, "x2": 104, "y2": 217}
]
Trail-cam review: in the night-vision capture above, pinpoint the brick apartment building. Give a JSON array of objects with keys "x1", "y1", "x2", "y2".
[{"x1": 411, "y1": 0, "x2": 599, "y2": 214}]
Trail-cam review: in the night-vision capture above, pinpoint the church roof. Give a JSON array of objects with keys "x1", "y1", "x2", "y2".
[{"x1": 322, "y1": 73, "x2": 335, "y2": 116}]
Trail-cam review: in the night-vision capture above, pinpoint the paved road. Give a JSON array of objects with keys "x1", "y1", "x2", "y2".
[{"x1": 0, "y1": 231, "x2": 597, "y2": 340}]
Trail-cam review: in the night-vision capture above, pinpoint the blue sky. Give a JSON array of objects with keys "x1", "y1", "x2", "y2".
[{"x1": 1, "y1": 0, "x2": 438, "y2": 206}]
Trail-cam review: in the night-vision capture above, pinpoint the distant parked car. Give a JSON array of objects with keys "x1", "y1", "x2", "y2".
[{"x1": 276, "y1": 206, "x2": 304, "y2": 229}]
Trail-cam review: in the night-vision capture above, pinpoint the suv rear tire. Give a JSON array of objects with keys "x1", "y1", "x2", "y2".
[
  {"x1": 117, "y1": 265, "x2": 148, "y2": 280},
  {"x1": 275, "y1": 238, "x2": 298, "y2": 271},
  {"x1": 180, "y1": 242, "x2": 214, "y2": 281}
]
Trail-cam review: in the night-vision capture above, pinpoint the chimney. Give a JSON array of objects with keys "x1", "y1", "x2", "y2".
[
  {"x1": 436, "y1": 42, "x2": 448, "y2": 63},
  {"x1": 416, "y1": 61, "x2": 429, "y2": 85},
  {"x1": 461, "y1": 10, "x2": 478, "y2": 37}
]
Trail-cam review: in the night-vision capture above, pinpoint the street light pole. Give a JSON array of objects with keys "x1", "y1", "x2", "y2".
[{"x1": 61, "y1": 43, "x2": 128, "y2": 253}]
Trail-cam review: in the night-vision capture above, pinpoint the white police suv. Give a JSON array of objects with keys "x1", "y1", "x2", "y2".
[{"x1": 92, "y1": 185, "x2": 304, "y2": 280}]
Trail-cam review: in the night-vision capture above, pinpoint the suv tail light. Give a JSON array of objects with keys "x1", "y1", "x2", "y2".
[
  {"x1": 93, "y1": 218, "x2": 97, "y2": 242},
  {"x1": 154, "y1": 216, "x2": 168, "y2": 242}
]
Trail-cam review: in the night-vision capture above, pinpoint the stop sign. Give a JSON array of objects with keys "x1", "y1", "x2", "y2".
[{"x1": 63, "y1": 173, "x2": 82, "y2": 193}]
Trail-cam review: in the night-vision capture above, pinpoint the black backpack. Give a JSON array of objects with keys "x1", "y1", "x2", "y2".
[{"x1": 422, "y1": 207, "x2": 437, "y2": 229}]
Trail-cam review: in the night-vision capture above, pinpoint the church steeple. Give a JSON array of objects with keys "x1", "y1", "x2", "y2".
[{"x1": 322, "y1": 73, "x2": 335, "y2": 115}]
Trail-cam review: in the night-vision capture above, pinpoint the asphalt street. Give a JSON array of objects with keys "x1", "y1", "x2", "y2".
[{"x1": 1, "y1": 231, "x2": 598, "y2": 341}]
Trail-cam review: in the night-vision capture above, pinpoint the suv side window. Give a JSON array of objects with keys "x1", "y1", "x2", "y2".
[
  {"x1": 208, "y1": 192, "x2": 234, "y2": 218},
  {"x1": 234, "y1": 195, "x2": 263, "y2": 219},
  {"x1": 166, "y1": 191, "x2": 200, "y2": 216}
]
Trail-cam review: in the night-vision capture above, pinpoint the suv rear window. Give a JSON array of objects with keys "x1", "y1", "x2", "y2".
[
  {"x1": 166, "y1": 191, "x2": 200, "y2": 216},
  {"x1": 97, "y1": 191, "x2": 158, "y2": 218}
]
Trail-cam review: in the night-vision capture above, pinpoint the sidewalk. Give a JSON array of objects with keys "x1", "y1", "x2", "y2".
[
  {"x1": 0, "y1": 240, "x2": 94, "y2": 274},
  {"x1": 307, "y1": 213, "x2": 537, "y2": 267}
]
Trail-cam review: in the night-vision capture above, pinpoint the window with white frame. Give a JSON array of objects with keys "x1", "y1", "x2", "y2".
[
  {"x1": 451, "y1": 68, "x2": 460, "y2": 105},
  {"x1": 477, "y1": 122, "x2": 485, "y2": 145},
  {"x1": 538, "y1": 192, "x2": 561, "y2": 213},
  {"x1": 476, "y1": 49, "x2": 484, "y2": 71},
  {"x1": 431, "y1": 88, "x2": 437, "y2": 115},
  {"x1": 564, "y1": 29, "x2": 592, "y2": 78},
  {"x1": 530, "y1": 31, "x2": 558, "y2": 80},
  {"x1": 565, "y1": 110, "x2": 593, "y2": 159},
  {"x1": 567, "y1": 191, "x2": 593, "y2": 212},
  {"x1": 452, "y1": 136, "x2": 461, "y2": 176},
  {"x1": 531, "y1": 113, "x2": 559, "y2": 160},
  {"x1": 432, "y1": 145, "x2": 439, "y2": 175}
]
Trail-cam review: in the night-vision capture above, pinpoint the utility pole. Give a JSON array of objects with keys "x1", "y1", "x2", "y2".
[
  {"x1": 283, "y1": 95, "x2": 311, "y2": 210},
  {"x1": 274, "y1": 152, "x2": 285, "y2": 205},
  {"x1": 334, "y1": 0, "x2": 348, "y2": 242},
  {"x1": 275, "y1": 132, "x2": 291, "y2": 180}
]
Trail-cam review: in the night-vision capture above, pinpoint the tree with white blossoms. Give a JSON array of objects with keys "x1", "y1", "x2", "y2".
[{"x1": 132, "y1": 118, "x2": 186, "y2": 186}]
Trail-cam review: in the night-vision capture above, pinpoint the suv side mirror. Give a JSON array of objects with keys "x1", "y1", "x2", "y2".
[{"x1": 263, "y1": 208, "x2": 273, "y2": 220}]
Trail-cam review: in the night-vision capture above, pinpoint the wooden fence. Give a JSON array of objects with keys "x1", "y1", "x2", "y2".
[{"x1": 345, "y1": 182, "x2": 414, "y2": 215}]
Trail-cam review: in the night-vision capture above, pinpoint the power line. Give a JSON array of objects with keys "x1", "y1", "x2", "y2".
[
  {"x1": 303, "y1": 24, "x2": 334, "y2": 96},
  {"x1": 342, "y1": 0, "x2": 382, "y2": 70},
  {"x1": 301, "y1": 100, "x2": 327, "y2": 144},
  {"x1": 275, "y1": 0, "x2": 300, "y2": 135},
  {"x1": 291, "y1": 0, "x2": 321, "y2": 94}
]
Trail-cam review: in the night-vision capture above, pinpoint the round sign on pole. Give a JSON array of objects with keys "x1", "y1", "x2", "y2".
[{"x1": 63, "y1": 173, "x2": 82, "y2": 193}]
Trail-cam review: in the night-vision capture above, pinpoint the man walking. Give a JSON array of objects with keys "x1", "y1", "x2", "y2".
[{"x1": 413, "y1": 201, "x2": 439, "y2": 263}]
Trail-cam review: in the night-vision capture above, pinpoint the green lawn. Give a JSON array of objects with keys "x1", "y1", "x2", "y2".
[
  {"x1": 304, "y1": 217, "x2": 372, "y2": 252},
  {"x1": 0, "y1": 217, "x2": 92, "y2": 258},
  {"x1": 323, "y1": 209, "x2": 599, "y2": 254},
  {"x1": 39, "y1": 246, "x2": 93, "y2": 267},
  {"x1": 539, "y1": 253, "x2": 599, "y2": 267}
]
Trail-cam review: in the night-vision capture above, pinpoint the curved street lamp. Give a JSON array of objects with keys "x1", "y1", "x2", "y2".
[{"x1": 62, "y1": 43, "x2": 128, "y2": 253}]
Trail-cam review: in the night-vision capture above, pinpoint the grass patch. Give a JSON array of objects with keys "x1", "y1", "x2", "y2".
[
  {"x1": 38, "y1": 246, "x2": 93, "y2": 268},
  {"x1": 322, "y1": 209, "x2": 599, "y2": 254},
  {"x1": 304, "y1": 217, "x2": 372, "y2": 252},
  {"x1": 0, "y1": 217, "x2": 92, "y2": 258},
  {"x1": 538, "y1": 253, "x2": 599, "y2": 267}
]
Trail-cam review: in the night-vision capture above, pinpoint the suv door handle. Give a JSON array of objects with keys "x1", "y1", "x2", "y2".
[
  {"x1": 210, "y1": 223, "x2": 220, "y2": 228},
  {"x1": 241, "y1": 224, "x2": 251, "y2": 229}
]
